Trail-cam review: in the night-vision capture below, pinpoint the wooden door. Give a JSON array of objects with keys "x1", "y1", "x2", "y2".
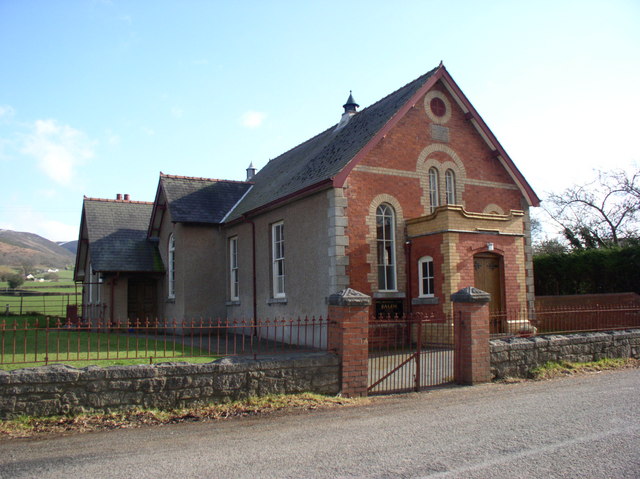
[
  {"x1": 127, "y1": 279, "x2": 157, "y2": 322},
  {"x1": 473, "y1": 254, "x2": 503, "y2": 313}
]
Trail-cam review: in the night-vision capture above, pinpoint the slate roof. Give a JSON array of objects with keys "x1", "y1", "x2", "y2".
[
  {"x1": 160, "y1": 175, "x2": 252, "y2": 224},
  {"x1": 83, "y1": 198, "x2": 163, "y2": 273},
  {"x1": 226, "y1": 66, "x2": 439, "y2": 221}
]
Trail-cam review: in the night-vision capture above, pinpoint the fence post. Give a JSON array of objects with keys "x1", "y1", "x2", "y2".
[
  {"x1": 452, "y1": 286, "x2": 491, "y2": 385},
  {"x1": 328, "y1": 288, "x2": 371, "y2": 398}
]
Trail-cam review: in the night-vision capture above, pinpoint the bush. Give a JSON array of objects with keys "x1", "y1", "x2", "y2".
[
  {"x1": 6, "y1": 273, "x2": 24, "y2": 290},
  {"x1": 0, "y1": 266, "x2": 16, "y2": 281}
]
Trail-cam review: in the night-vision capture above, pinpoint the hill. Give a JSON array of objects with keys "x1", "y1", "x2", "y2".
[
  {"x1": 0, "y1": 229, "x2": 75, "y2": 269},
  {"x1": 57, "y1": 240, "x2": 78, "y2": 255}
]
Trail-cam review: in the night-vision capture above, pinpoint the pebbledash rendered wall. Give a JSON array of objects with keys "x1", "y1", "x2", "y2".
[
  {"x1": 0, "y1": 352, "x2": 339, "y2": 418},
  {"x1": 490, "y1": 329, "x2": 640, "y2": 379}
]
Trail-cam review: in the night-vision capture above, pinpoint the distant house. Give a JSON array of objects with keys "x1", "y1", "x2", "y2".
[{"x1": 75, "y1": 64, "x2": 539, "y2": 328}]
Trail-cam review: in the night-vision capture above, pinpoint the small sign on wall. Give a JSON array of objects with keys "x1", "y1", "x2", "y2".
[{"x1": 375, "y1": 299, "x2": 404, "y2": 318}]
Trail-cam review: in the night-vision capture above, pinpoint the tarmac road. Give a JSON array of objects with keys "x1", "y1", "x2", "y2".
[{"x1": 1, "y1": 368, "x2": 639, "y2": 478}]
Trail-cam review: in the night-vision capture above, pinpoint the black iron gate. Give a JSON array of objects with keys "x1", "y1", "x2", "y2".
[{"x1": 368, "y1": 314, "x2": 454, "y2": 395}]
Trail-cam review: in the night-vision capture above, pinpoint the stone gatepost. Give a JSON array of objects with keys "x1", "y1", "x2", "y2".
[
  {"x1": 328, "y1": 288, "x2": 371, "y2": 397},
  {"x1": 452, "y1": 286, "x2": 492, "y2": 385}
]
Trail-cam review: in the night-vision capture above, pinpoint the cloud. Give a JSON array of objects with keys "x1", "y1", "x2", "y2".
[
  {"x1": 0, "y1": 105, "x2": 15, "y2": 118},
  {"x1": 0, "y1": 208, "x2": 77, "y2": 242},
  {"x1": 105, "y1": 129, "x2": 120, "y2": 146},
  {"x1": 192, "y1": 59, "x2": 209, "y2": 66},
  {"x1": 171, "y1": 107, "x2": 183, "y2": 119},
  {"x1": 21, "y1": 119, "x2": 95, "y2": 186},
  {"x1": 240, "y1": 111, "x2": 267, "y2": 128},
  {"x1": 142, "y1": 126, "x2": 156, "y2": 136}
]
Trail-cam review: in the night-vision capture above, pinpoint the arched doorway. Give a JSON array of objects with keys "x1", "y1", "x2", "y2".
[{"x1": 473, "y1": 253, "x2": 503, "y2": 313}]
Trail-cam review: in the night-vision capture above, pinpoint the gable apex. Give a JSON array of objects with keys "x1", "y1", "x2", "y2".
[{"x1": 333, "y1": 64, "x2": 540, "y2": 207}]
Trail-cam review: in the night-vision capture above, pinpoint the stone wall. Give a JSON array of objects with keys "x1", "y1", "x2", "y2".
[
  {"x1": 0, "y1": 352, "x2": 339, "y2": 418},
  {"x1": 491, "y1": 330, "x2": 640, "y2": 379}
]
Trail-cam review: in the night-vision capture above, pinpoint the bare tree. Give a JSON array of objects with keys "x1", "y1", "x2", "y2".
[{"x1": 545, "y1": 168, "x2": 640, "y2": 248}]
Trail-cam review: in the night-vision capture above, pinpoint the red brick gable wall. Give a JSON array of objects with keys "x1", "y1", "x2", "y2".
[{"x1": 343, "y1": 80, "x2": 528, "y2": 302}]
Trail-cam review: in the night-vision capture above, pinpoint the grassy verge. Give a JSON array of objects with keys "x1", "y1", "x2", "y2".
[
  {"x1": 0, "y1": 315, "x2": 219, "y2": 370},
  {"x1": 529, "y1": 357, "x2": 639, "y2": 380},
  {"x1": 0, "y1": 393, "x2": 365, "y2": 439}
]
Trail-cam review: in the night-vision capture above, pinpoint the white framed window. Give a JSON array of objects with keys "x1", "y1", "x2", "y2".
[
  {"x1": 229, "y1": 236, "x2": 239, "y2": 301},
  {"x1": 168, "y1": 234, "x2": 175, "y2": 299},
  {"x1": 418, "y1": 256, "x2": 435, "y2": 297},
  {"x1": 445, "y1": 169, "x2": 456, "y2": 205},
  {"x1": 88, "y1": 263, "x2": 93, "y2": 304},
  {"x1": 376, "y1": 203, "x2": 396, "y2": 291},
  {"x1": 428, "y1": 167, "x2": 439, "y2": 213},
  {"x1": 272, "y1": 222, "x2": 285, "y2": 298},
  {"x1": 96, "y1": 273, "x2": 102, "y2": 304}
]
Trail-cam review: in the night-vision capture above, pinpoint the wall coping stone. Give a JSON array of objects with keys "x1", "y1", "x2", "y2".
[
  {"x1": 328, "y1": 288, "x2": 371, "y2": 307},
  {"x1": 451, "y1": 286, "x2": 491, "y2": 303}
]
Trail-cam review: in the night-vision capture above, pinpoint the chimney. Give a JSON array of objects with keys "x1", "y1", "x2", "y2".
[
  {"x1": 336, "y1": 91, "x2": 359, "y2": 130},
  {"x1": 246, "y1": 162, "x2": 257, "y2": 181},
  {"x1": 124, "y1": 194, "x2": 130, "y2": 201},
  {"x1": 116, "y1": 194, "x2": 122, "y2": 200}
]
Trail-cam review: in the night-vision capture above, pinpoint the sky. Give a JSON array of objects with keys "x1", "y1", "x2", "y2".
[{"x1": 1, "y1": 0, "x2": 639, "y2": 241}]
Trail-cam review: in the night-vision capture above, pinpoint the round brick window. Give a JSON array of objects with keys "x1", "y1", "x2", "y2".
[{"x1": 430, "y1": 97, "x2": 446, "y2": 117}]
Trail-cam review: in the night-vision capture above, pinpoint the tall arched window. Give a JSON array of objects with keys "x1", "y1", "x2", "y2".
[
  {"x1": 376, "y1": 204, "x2": 396, "y2": 291},
  {"x1": 168, "y1": 234, "x2": 175, "y2": 299},
  {"x1": 445, "y1": 169, "x2": 456, "y2": 205},
  {"x1": 428, "y1": 167, "x2": 439, "y2": 213}
]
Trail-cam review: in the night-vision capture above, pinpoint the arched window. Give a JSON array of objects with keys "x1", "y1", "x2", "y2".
[
  {"x1": 168, "y1": 234, "x2": 175, "y2": 299},
  {"x1": 428, "y1": 167, "x2": 439, "y2": 213},
  {"x1": 445, "y1": 169, "x2": 456, "y2": 205},
  {"x1": 418, "y1": 256, "x2": 434, "y2": 297},
  {"x1": 376, "y1": 204, "x2": 396, "y2": 291}
]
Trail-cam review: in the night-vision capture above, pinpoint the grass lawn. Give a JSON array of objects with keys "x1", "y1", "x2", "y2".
[
  {"x1": 0, "y1": 292, "x2": 79, "y2": 317},
  {"x1": 0, "y1": 315, "x2": 219, "y2": 370},
  {"x1": 1, "y1": 269, "x2": 79, "y2": 317}
]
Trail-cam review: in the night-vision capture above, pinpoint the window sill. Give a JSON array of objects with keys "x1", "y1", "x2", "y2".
[
  {"x1": 267, "y1": 297, "x2": 288, "y2": 305},
  {"x1": 412, "y1": 297, "x2": 439, "y2": 305},
  {"x1": 373, "y1": 291, "x2": 406, "y2": 299},
  {"x1": 226, "y1": 300, "x2": 241, "y2": 306}
]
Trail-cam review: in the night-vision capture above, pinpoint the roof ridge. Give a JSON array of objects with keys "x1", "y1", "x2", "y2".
[
  {"x1": 160, "y1": 173, "x2": 252, "y2": 184},
  {"x1": 359, "y1": 67, "x2": 439, "y2": 113},
  {"x1": 261, "y1": 67, "x2": 439, "y2": 167},
  {"x1": 263, "y1": 125, "x2": 337, "y2": 166},
  {"x1": 83, "y1": 196, "x2": 154, "y2": 205}
]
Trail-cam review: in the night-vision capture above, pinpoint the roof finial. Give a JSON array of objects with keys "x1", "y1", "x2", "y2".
[
  {"x1": 246, "y1": 162, "x2": 257, "y2": 181},
  {"x1": 343, "y1": 90, "x2": 359, "y2": 114}
]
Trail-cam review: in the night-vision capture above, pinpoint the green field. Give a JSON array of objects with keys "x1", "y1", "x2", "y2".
[
  {"x1": 0, "y1": 315, "x2": 218, "y2": 370},
  {"x1": 1, "y1": 269, "x2": 79, "y2": 317}
]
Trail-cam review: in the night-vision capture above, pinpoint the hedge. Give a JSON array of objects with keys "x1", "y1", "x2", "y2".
[{"x1": 534, "y1": 245, "x2": 640, "y2": 295}]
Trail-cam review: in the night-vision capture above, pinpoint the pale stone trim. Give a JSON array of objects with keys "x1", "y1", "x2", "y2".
[
  {"x1": 423, "y1": 90, "x2": 452, "y2": 124},
  {"x1": 354, "y1": 164, "x2": 519, "y2": 193},
  {"x1": 440, "y1": 232, "x2": 461, "y2": 315},
  {"x1": 327, "y1": 188, "x2": 349, "y2": 292},
  {"x1": 366, "y1": 194, "x2": 405, "y2": 293},
  {"x1": 522, "y1": 204, "x2": 535, "y2": 310},
  {"x1": 354, "y1": 165, "x2": 419, "y2": 178},
  {"x1": 483, "y1": 203, "x2": 505, "y2": 215},
  {"x1": 466, "y1": 178, "x2": 519, "y2": 190}
]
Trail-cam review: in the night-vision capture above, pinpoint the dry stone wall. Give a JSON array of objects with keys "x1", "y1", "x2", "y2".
[
  {"x1": 491, "y1": 330, "x2": 640, "y2": 379},
  {"x1": 0, "y1": 352, "x2": 339, "y2": 418}
]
